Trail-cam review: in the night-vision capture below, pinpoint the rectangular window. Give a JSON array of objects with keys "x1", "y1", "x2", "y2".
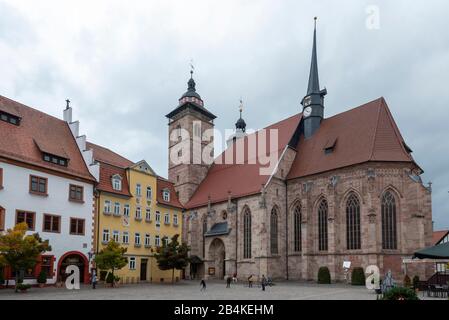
[
  {"x1": 145, "y1": 234, "x2": 151, "y2": 247},
  {"x1": 135, "y1": 233, "x2": 141, "y2": 246},
  {"x1": 164, "y1": 213, "x2": 170, "y2": 225},
  {"x1": 136, "y1": 184, "x2": 141, "y2": 197},
  {"x1": 155, "y1": 211, "x2": 161, "y2": 224},
  {"x1": 123, "y1": 204, "x2": 130, "y2": 217},
  {"x1": 122, "y1": 231, "x2": 129, "y2": 244},
  {"x1": 113, "y1": 202, "x2": 121, "y2": 216},
  {"x1": 102, "y1": 229, "x2": 110, "y2": 243},
  {"x1": 155, "y1": 235, "x2": 160, "y2": 247},
  {"x1": 129, "y1": 257, "x2": 136, "y2": 270},
  {"x1": 0, "y1": 207, "x2": 5, "y2": 231},
  {"x1": 173, "y1": 214, "x2": 178, "y2": 226},
  {"x1": 29, "y1": 175, "x2": 47, "y2": 196},
  {"x1": 104, "y1": 200, "x2": 111, "y2": 214},
  {"x1": 42, "y1": 153, "x2": 68, "y2": 167},
  {"x1": 0, "y1": 167, "x2": 3, "y2": 189},
  {"x1": 40, "y1": 256, "x2": 54, "y2": 278},
  {"x1": 0, "y1": 111, "x2": 21, "y2": 126},
  {"x1": 135, "y1": 207, "x2": 142, "y2": 220},
  {"x1": 70, "y1": 218, "x2": 85, "y2": 235},
  {"x1": 43, "y1": 214, "x2": 61, "y2": 233},
  {"x1": 16, "y1": 210, "x2": 35, "y2": 230},
  {"x1": 145, "y1": 208, "x2": 151, "y2": 222},
  {"x1": 146, "y1": 187, "x2": 152, "y2": 199},
  {"x1": 163, "y1": 190, "x2": 170, "y2": 202},
  {"x1": 112, "y1": 230, "x2": 120, "y2": 242},
  {"x1": 69, "y1": 184, "x2": 83, "y2": 202}
]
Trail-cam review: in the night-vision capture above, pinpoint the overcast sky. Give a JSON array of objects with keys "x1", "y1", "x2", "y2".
[{"x1": 1, "y1": 0, "x2": 448, "y2": 229}]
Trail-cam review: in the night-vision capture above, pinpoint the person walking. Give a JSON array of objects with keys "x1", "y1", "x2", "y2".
[
  {"x1": 248, "y1": 275, "x2": 253, "y2": 288},
  {"x1": 91, "y1": 270, "x2": 97, "y2": 290},
  {"x1": 200, "y1": 279, "x2": 207, "y2": 291},
  {"x1": 226, "y1": 276, "x2": 231, "y2": 288},
  {"x1": 261, "y1": 275, "x2": 267, "y2": 291}
]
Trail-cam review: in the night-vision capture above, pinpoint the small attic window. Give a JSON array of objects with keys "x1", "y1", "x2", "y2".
[
  {"x1": 43, "y1": 153, "x2": 68, "y2": 167},
  {"x1": 0, "y1": 111, "x2": 21, "y2": 126},
  {"x1": 163, "y1": 189, "x2": 170, "y2": 202},
  {"x1": 324, "y1": 137, "x2": 337, "y2": 155},
  {"x1": 112, "y1": 175, "x2": 122, "y2": 191}
]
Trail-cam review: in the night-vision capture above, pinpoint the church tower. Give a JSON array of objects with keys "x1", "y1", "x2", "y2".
[
  {"x1": 226, "y1": 99, "x2": 247, "y2": 147},
  {"x1": 166, "y1": 70, "x2": 216, "y2": 205},
  {"x1": 301, "y1": 17, "x2": 327, "y2": 139}
]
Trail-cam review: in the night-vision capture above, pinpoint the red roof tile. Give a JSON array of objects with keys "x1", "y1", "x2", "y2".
[
  {"x1": 157, "y1": 177, "x2": 184, "y2": 209},
  {"x1": 97, "y1": 162, "x2": 132, "y2": 197},
  {"x1": 287, "y1": 98, "x2": 414, "y2": 179},
  {"x1": 86, "y1": 141, "x2": 134, "y2": 168},
  {"x1": 186, "y1": 114, "x2": 301, "y2": 209},
  {"x1": 433, "y1": 230, "x2": 449, "y2": 245},
  {"x1": 0, "y1": 95, "x2": 94, "y2": 182}
]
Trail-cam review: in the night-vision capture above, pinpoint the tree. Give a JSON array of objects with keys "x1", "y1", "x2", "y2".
[
  {"x1": 154, "y1": 234, "x2": 190, "y2": 283},
  {"x1": 94, "y1": 240, "x2": 127, "y2": 287},
  {"x1": 0, "y1": 222, "x2": 51, "y2": 292}
]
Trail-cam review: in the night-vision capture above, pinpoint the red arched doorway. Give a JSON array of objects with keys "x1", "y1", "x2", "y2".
[{"x1": 57, "y1": 251, "x2": 90, "y2": 284}]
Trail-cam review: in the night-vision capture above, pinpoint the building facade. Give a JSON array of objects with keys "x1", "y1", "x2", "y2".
[
  {"x1": 167, "y1": 22, "x2": 433, "y2": 282},
  {"x1": 0, "y1": 96, "x2": 96, "y2": 285},
  {"x1": 88, "y1": 143, "x2": 184, "y2": 283}
]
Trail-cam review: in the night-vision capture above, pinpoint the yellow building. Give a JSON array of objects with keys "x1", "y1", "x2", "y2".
[{"x1": 88, "y1": 142, "x2": 184, "y2": 283}]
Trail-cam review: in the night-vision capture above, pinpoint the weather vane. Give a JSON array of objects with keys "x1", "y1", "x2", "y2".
[
  {"x1": 239, "y1": 98, "x2": 243, "y2": 115},
  {"x1": 189, "y1": 59, "x2": 195, "y2": 78}
]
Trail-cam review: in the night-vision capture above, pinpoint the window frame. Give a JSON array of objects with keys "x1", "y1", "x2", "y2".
[
  {"x1": 122, "y1": 231, "x2": 129, "y2": 244},
  {"x1": 16, "y1": 210, "x2": 36, "y2": 230},
  {"x1": 382, "y1": 191, "x2": 398, "y2": 250},
  {"x1": 173, "y1": 214, "x2": 178, "y2": 226},
  {"x1": 136, "y1": 184, "x2": 142, "y2": 197},
  {"x1": 146, "y1": 186, "x2": 152, "y2": 200},
  {"x1": 243, "y1": 209, "x2": 252, "y2": 259},
  {"x1": 0, "y1": 206, "x2": 5, "y2": 231},
  {"x1": 70, "y1": 218, "x2": 85, "y2": 236},
  {"x1": 318, "y1": 199, "x2": 328, "y2": 252},
  {"x1": 29, "y1": 175, "x2": 48, "y2": 196},
  {"x1": 104, "y1": 200, "x2": 111, "y2": 214},
  {"x1": 145, "y1": 233, "x2": 151, "y2": 247},
  {"x1": 164, "y1": 213, "x2": 170, "y2": 225},
  {"x1": 163, "y1": 190, "x2": 170, "y2": 202},
  {"x1": 293, "y1": 205, "x2": 302, "y2": 252},
  {"x1": 0, "y1": 167, "x2": 3, "y2": 189},
  {"x1": 135, "y1": 232, "x2": 141, "y2": 246},
  {"x1": 102, "y1": 229, "x2": 110, "y2": 243},
  {"x1": 42, "y1": 213, "x2": 61, "y2": 233},
  {"x1": 270, "y1": 208, "x2": 279, "y2": 255},
  {"x1": 113, "y1": 202, "x2": 121, "y2": 216},
  {"x1": 112, "y1": 230, "x2": 120, "y2": 242},
  {"x1": 123, "y1": 204, "x2": 130, "y2": 217},
  {"x1": 69, "y1": 184, "x2": 84, "y2": 203},
  {"x1": 346, "y1": 193, "x2": 361, "y2": 250},
  {"x1": 112, "y1": 176, "x2": 122, "y2": 191},
  {"x1": 129, "y1": 257, "x2": 136, "y2": 270},
  {"x1": 135, "y1": 206, "x2": 142, "y2": 220}
]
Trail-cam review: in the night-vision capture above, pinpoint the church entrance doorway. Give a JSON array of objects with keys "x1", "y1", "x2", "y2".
[{"x1": 209, "y1": 238, "x2": 226, "y2": 279}]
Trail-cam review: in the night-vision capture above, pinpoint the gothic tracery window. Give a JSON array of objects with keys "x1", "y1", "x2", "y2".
[
  {"x1": 346, "y1": 193, "x2": 361, "y2": 250},
  {"x1": 270, "y1": 207, "x2": 278, "y2": 255},
  {"x1": 243, "y1": 209, "x2": 252, "y2": 259},
  {"x1": 382, "y1": 191, "x2": 397, "y2": 250},
  {"x1": 318, "y1": 199, "x2": 328, "y2": 251}
]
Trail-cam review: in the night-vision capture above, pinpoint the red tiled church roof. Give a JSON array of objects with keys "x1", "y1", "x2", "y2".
[
  {"x1": 186, "y1": 113, "x2": 302, "y2": 209},
  {"x1": 0, "y1": 95, "x2": 95, "y2": 182},
  {"x1": 157, "y1": 177, "x2": 184, "y2": 209},
  {"x1": 287, "y1": 97, "x2": 415, "y2": 179},
  {"x1": 86, "y1": 141, "x2": 134, "y2": 168},
  {"x1": 187, "y1": 97, "x2": 416, "y2": 209}
]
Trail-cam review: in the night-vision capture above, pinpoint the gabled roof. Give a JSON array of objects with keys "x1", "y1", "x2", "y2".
[
  {"x1": 0, "y1": 95, "x2": 94, "y2": 182},
  {"x1": 86, "y1": 141, "x2": 134, "y2": 168},
  {"x1": 433, "y1": 230, "x2": 449, "y2": 245},
  {"x1": 97, "y1": 162, "x2": 132, "y2": 197},
  {"x1": 130, "y1": 160, "x2": 157, "y2": 176},
  {"x1": 156, "y1": 177, "x2": 184, "y2": 209},
  {"x1": 186, "y1": 113, "x2": 301, "y2": 209},
  {"x1": 287, "y1": 98, "x2": 415, "y2": 179}
]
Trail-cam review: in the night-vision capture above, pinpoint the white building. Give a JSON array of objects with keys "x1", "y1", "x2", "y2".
[{"x1": 0, "y1": 96, "x2": 97, "y2": 285}]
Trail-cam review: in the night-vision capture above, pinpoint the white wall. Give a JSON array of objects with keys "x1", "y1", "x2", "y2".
[{"x1": 0, "y1": 161, "x2": 94, "y2": 284}]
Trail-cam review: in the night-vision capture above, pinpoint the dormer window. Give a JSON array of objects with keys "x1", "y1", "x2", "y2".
[
  {"x1": 163, "y1": 189, "x2": 170, "y2": 202},
  {"x1": 112, "y1": 175, "x2": 122, "y2": 191},
  {"x1": 0, "y1": 111, "x2": 21, "y2": 126},
  {"x1": 43, "y1": 153, "x2": 68, "y2": 167},
  {"x1": 324, "y1": 137, "x2": 337, "y2": 155}
]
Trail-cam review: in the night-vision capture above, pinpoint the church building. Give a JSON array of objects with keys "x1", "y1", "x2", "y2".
[{"x1": 166, "y1": 20, "x2": 433, "y2": 282}]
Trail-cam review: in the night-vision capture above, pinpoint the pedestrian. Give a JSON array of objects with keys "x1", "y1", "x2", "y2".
[
  {"x1": 261, "y1": 274, "x2": 266, "y2": 291},
  {"x1": 248, "y1": 275, "x2": 253, "y2": 288},
  {"x1": 226, "y1": 276, "x2": 231, "y2": 288},
  {"x1": 200, "y1": 279, "x2": 207, "y2": 291},
  {"x1": 233, "y1": 272, "x2": 238, "y2": 283},
  {"x1": 91, "y1": 270, "x2": 97, "y2": 290}
]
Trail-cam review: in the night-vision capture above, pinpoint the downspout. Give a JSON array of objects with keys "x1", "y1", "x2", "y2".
[
  {"x1": 235, "y1": 198, "x2": 239, "y2": 275},
  {"x1": 285, "y1": 179, "x2": 289, "y2": 280},
  {"x1": 96, "y1": 191, "x2": 101, "y2": 255}
]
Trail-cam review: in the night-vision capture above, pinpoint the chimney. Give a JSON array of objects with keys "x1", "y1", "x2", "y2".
[{"x1": 63, "y1": 99, "x2": 72, "y2": 123}]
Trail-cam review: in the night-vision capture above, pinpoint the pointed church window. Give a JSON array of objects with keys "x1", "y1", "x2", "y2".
[
  {"x1": 293, "y1": 205, "x2": 302, "y2": 252},
  {"x1": 318, "y1": 199, "x2": 328, "y2": 251},
  {"x1": 270, "y1": 208, "x2": 278, "y2": 255},
  {"x1": 382, "y1": 191, "x2": 397, "y2": 250},
  {"x1": 243, "y1": 209, "x2": 252, "y2": 259},
  {"x1": 346, "y1": 193, "x2": 361, "y2": 250}
]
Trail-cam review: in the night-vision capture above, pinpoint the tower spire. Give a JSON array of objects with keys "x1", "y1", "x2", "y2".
[{"x1": 307, "y1": 17, "x2": 320, "y2": 95}]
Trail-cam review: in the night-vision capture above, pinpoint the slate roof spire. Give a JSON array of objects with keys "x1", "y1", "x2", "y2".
[
  {"x1": 307, "y1": 17, "x2": 320, "y2": 95},
  {"x1": 235, "y1": 99, "x2": 246, "y2": 132}
]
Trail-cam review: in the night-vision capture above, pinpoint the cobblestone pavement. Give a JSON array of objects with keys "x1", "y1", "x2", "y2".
[{"x1": 0, "y1": 280, "x2": 435, "y2": 300}]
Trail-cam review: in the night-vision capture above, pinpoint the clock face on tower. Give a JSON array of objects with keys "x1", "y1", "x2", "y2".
[
  {"x1": 303, "y1": 96, "x2": 312, "y2": 107},
  {"x1": 303, "y1": 106, "x2": 312, "y2": 118}
]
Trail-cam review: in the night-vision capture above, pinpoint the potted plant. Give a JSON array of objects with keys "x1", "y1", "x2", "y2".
[
  {"x1": 16, "y1": 283, "x2": 32, "y2": 293},
  {"x1": 37, "y1": 270, "x2": 47, "y2": 288},
  {"x1": 382, "y1": 287, "x2": 419, "y2": 300},
  {"x1": 351, "y1": 267, "x2": 366, "y2": 286}
]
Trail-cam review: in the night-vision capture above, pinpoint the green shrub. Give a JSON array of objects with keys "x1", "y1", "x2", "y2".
[
  {"x1": 0, "y1": 272, "x2": 5, "y2": 285},
  {"x1": 16, "y1": 283, "x2": 31, "y2": 291},
  {"x1": 317, "y1": 266, "x2": 331, "y2": 284},
  {"x1": 37, "y1": 270, "x2": 47, "y2": 284},
  {"x1": 99, "y1": 270, "x2": 107, "y2": 281},
  {"x1": 403, "y1": 275, "x2": 411, "y2": 288},
  {"x1": 105, "y1": 272, "x2": 114, "y2": 284},
  {"x1": 382, "y1": 287, "x2": 419, "y2": 300},
  {"x1": 412, "y1": 275, "x2": 420, "y2": 289},
  {"x1": 351, "y1": 267, "x2": 366, "y2": 286}
]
